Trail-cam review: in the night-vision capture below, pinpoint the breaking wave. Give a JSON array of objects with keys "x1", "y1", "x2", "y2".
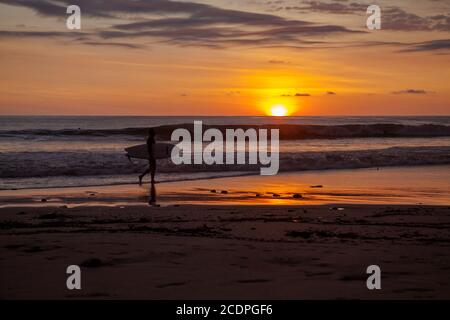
[
  {"x1": 1, "y1": 146, "x2": 449, "y2": 179},
  {"x1": 1, "y1": 123, "x2": 450, "y2": 140}
]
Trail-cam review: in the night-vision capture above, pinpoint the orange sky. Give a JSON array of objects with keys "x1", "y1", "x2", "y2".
[{"x1": 0, "y1": 0, "x2": 449, "y2": 115}]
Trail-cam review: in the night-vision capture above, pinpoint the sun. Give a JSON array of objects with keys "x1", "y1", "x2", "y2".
[{"x1": 270, "y1": 104, "x2": 288, "y2": 117}]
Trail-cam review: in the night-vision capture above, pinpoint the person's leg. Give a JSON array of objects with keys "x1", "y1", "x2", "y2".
[
  {"x1": 150, "y1": 159, "x2": 156, "y2": 184},
  {"x1": 139, "y1": 167, "x2": 151, "y2": 186}
]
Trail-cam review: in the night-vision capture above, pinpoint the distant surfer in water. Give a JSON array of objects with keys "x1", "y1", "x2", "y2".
[{"x1": 139, "y1": 128, "x2": 156, "y2": 186}]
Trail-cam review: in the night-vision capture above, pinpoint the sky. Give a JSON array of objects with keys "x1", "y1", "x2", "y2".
[{"x1": 0, "y1": 0, "x2": 449, "y2": 116}]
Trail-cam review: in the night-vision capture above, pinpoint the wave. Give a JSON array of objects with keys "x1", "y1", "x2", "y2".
[
  {"x1": 1, "y1": 146, "x2": 449, "y2": 179},
  {"x1": 1, "y1": 123, "x2": 450, "y2": 139}
]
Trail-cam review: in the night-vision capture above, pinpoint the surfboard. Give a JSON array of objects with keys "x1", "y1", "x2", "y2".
[{"x1": 125, "y1": 143, "x2": 176, "y2": 160}]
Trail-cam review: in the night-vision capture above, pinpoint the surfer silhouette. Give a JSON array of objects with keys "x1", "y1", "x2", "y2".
[{"x1": 139, "y1": 128, "x2": 157, "y2": 187}]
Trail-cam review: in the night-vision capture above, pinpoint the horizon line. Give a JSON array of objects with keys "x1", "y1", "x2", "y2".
[{"x1": 1, "y1": 114, "x2": 450, "y2": 117}]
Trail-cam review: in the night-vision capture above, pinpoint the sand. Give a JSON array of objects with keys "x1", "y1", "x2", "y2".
[
  {"x1": 1, "y1": 167, "x2": 449, "y2": 299},
  {"x1": 1, "y1": 204, "x2": 450, "y2": 299}
]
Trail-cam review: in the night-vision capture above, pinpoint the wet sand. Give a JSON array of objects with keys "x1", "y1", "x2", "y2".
[
  {"x1": 1, "y1": 204, "x2": 450, "y2": 299},
  {"x1": 1, "y1": 166, "x2": 449, "y2": 207}
]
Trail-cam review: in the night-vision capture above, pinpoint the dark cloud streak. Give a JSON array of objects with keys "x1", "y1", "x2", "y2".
[
  {"x1": 402, "y1": 39, "x2": 450, "y2": 52},
  {"x1": 392, "y1": 89, "x2": 430, "y2": 95}
]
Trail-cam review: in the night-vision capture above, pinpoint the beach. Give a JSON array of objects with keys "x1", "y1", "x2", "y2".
[
  {"x1": 1, "y1": 117, "x2": 449, "y2": 299},
  {"x1": 1, "y1": 204, "x2": 450, "y2": 299},
  {"x1": 1, "y1": 166, "x2": 450, "y2": 299}
]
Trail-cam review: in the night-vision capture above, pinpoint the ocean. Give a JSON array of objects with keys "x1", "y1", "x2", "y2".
[{"x1": 1, "y1": 116, "x2": 449, "y2": 190}]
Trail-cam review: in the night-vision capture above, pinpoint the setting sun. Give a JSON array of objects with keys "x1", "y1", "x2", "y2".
[{"x1": 270, "y1": 104, "x2": 288, "y2": 117}]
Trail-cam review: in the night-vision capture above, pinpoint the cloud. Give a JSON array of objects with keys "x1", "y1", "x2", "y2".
[
  {"x1": 286, "y1": 1, "x2": 367, "y2": 14},
  {"x1": 4, "y1": 0, "x2": 446, "y2": 52},
  {"x1": 392, "y1": 89, "x2": 430, "y2": 95},
  {"x1": 0, "y1": 30, "x2": 143, "y2": 49},
  {"x1": 284, "y1": 1, "x2": 450, "y2": 31},
  {"x1": 0, "y1": 0, "x2": 210, "y2": 18},
  {"x1": 326, "y1": 91, "x2": 336, "y2": 95},
  {"x1": 281, "y1": 92, "x2": 311, "y2": 97},
  {"x1": 82, "y1": 41, "x2": 144, "y2": 49},
  {"x1": 268, "y1": 60, "x2": 288, "y2": 64},
  {"x1": 0, "y1": 30, "x2": 85, "y2": 38},
  {"x1": 102, "y1": 2, "x2": 361, "y2": 47},
  {"x1": 99, "y1": 24, "x2": 358, "y2": 48},
  {"x1": 0, "y1": 0, "x2": 361, "y2": 49},
  {"x1": 382, "y1": 7, "x2": 449, "y2": 31},
  {"x1": 0, "y1": 0, "x2": 68, "y2": 16},
  {"x1": 402, "y1": 39, "x2": 450, "y2": 52}
]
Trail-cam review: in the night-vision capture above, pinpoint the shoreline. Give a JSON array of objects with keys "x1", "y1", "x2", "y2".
[
  {"x1": 2, "y1": 162, "x2": 449, "y2": 192},
  {"x1": 1, "y1": 165, "x2": 449, "y2": 207}
]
